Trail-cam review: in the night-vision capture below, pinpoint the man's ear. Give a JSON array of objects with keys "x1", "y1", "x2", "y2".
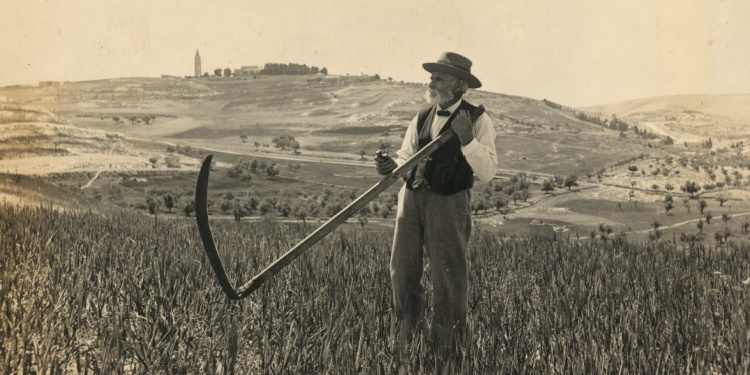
[{"x1": 452, "y1": 79, "x2": 469, "y2": 94}]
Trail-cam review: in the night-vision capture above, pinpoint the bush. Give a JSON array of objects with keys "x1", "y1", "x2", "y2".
[{"x1": 165, "y1": 156, "x2": 180, "y2": 168}]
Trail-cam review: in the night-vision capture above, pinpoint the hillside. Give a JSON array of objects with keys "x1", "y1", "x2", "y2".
[
  {"x1": 581, "y1": 93, "x2": 750, "y2": 120},
  {"x1": 579, "y1": 93, "x2": 750, "y2": 145},
  {"x1": 0, "y1": 75, "x2": 655, "y2": 176},
  {"x1": 4, "y1": 76, "x2": 750, "y2": 246}
]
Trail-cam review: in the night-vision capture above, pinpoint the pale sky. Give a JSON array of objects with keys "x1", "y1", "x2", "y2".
[{"x1": 1, "y1": 0, "x2": 749, "y2": 107}]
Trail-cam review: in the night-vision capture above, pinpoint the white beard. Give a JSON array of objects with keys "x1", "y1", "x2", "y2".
[{"x1": 424, "y1": 87, "x2": 455, "y2": 106}]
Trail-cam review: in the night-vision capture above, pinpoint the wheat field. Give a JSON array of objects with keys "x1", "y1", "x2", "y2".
[{"x1": 1, "y1": 203, "x2": 748, "y2": 374}]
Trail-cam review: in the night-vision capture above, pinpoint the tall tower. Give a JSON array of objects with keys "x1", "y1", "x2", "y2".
[{"x1": 195, "y1": 50, "x2": 201, "y2": 77}]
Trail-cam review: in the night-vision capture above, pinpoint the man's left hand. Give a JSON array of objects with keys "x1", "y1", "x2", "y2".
[{"x1": 451, "y1": 110, "x2": 474, "y2": 146}]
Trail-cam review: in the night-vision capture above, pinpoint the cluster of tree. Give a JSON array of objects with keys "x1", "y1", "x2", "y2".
[
  {"x1": 572, "y1": 111, "x2": 670, "y2": 142},
  {"x1": 691, "y1": 146, "x2": 750, "y2": 171},
  {"x1": 213, "y1": 68, "x2": 234, "y2": 77},
  {"x1": 213, "y1": 188, "x2": 398, "y2": 224},
  {"x1": 226, "y1": 159, "x2": 253, "y2": 181},
  {"x1": 217, "y1": 166, "x2": 568, "y2": 222},
  {"x1": 606, "y1": 115, "x2": 631, "y2": 133},
  {"x1": 680, "y1": 180, "x2": 701, "y2": 196},
  {"x1": 589, "y1": 223, "x2": 621, "y2": 243},
  {"x1": 111, "y1": 115, "x2": 156, "y2": 125},
  {"x1": 140, "y1": 188, "x2": 196, "y2": 219},
  {"x1": 542, "y1": 99, "x2": 564, "y2": 110},
  {"x1": 212, "y1": 171, "x2": 540, "y2": 226},
  {"x1": 140, "y1": 168, "x2": 573, "y2": 228},
  {"x1": 540, "y1": 175, "x2": 578, "y2": 194},
  {"x1": 272, "y1": 135, "x2": 301, "y2": 153},
  {"x1": 583, "y1": 223, "x2": 626, "y2": 244},
  {"x1": 260, "y1": 63, "x2": 326, "y2": 76},
  {"x1": 165, "y1": 145, "x2": 193, "y2": 156},
  {"x1": 670, "y1": 201, "x2": 749, "y2": 248},
  {"x1": 649, "y1": 220, "x2": 663, "y2": 242},
  {"x1": 469, "y1": 173, "x2": 537, "y2": 214},
  {"x1": 225, "y1": 158, "x2": 288, "y2": 181},
  {"x1": 470, "y1": 185, "x2": 508, "y2": 215},
  {"x1": 630, "y1": 126, "x2": 659, "y2": 140},
  {"x1": 620, "y1": 125, "x2": 656, "y2": 140},
  {"x1": 608, "y1": 154, "x2": 648, "y2": 171},
  {"x1": 702, "y1": 138, "x2": 713, "y2": 149},
  {"x1": 573, "y1": 111, "x2": 606, "y2": 127}
]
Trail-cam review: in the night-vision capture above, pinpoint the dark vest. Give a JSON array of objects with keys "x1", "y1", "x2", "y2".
[{"x1": 406, "y1": 101, "x2": 476, "y2": 195}]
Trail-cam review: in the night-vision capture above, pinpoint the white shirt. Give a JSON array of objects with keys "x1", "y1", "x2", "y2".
[{"x1": 394, "y1": 99, "x2": 498, "y2": 182}]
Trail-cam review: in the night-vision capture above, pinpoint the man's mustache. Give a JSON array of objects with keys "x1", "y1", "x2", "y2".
[{"x1": 425, "y1": 87, "x2": 455, "y2": 105}]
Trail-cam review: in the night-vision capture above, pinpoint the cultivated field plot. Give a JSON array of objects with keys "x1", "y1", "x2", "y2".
[
  {"x1": 2, "y1": 204, "x2": 749, "y2": 373},
  {"x1": 495, "y1": 132, "x2": 649, "y2": 177}
]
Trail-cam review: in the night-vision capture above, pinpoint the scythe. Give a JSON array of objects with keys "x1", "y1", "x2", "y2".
[{"x1": 195, "y1": 106, "x2": 485, "y2": 299}]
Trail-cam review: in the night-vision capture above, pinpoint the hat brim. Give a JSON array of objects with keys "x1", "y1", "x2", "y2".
[{"x1": 423, "y1": 62, "x2": 482, "y2": 89}]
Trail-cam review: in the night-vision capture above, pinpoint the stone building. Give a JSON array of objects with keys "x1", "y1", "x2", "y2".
[{"x1": 234, "y1": 65, "x2": 262, "y2": 77}]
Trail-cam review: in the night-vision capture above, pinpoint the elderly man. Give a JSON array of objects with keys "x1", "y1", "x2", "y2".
[{"x1": 375, "y1": 52, "x2": 498, "y2": 353}]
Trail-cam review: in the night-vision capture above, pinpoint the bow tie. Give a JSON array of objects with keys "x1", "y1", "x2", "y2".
[{"x1": 437, "y1": 110, "x2": 451, "y2": 117}]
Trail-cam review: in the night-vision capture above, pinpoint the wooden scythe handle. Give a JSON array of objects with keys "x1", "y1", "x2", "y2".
[{"x1": 195, "y1": 105, "x2": 485, "y2": 299}]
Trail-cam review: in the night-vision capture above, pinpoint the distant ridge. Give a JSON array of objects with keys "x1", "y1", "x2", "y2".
[{"x1": 580, "y1": 93, "x2": 750, "y2": 123}]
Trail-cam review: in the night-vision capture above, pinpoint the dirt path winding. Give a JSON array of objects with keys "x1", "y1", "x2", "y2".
[{"x1": 81, "y1": 170, "x2": 101, "y2": 189}]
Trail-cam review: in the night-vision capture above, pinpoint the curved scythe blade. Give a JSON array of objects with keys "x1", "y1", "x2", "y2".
[{"x1": 195, "y1": 155, "x2": 242, "y2": 300}]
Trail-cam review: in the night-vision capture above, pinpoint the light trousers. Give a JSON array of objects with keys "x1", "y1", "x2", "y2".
[{"x1": 390, "y1": 184, "x2": 472, "y2": 350}]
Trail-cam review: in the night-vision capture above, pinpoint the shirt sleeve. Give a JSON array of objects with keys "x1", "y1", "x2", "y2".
[
  {"x1": 461, "y1": 113, "x2": 498, "y2": 182},
  {"x1": 393, "y1": 114, "x2": 419, "y2": 167}
]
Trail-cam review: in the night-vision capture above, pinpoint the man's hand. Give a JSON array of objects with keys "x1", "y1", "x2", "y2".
[
  {"x1": 374, "y1": 151, "x2": 397, "y2": 175},
  {"x1": 451, "y1": 110, "x2": 475, "y2": 146}
]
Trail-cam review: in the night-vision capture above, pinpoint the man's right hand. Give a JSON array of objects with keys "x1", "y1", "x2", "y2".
[{"x1": 374, "y1": 151, "x2": 397, "y2": 175}]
